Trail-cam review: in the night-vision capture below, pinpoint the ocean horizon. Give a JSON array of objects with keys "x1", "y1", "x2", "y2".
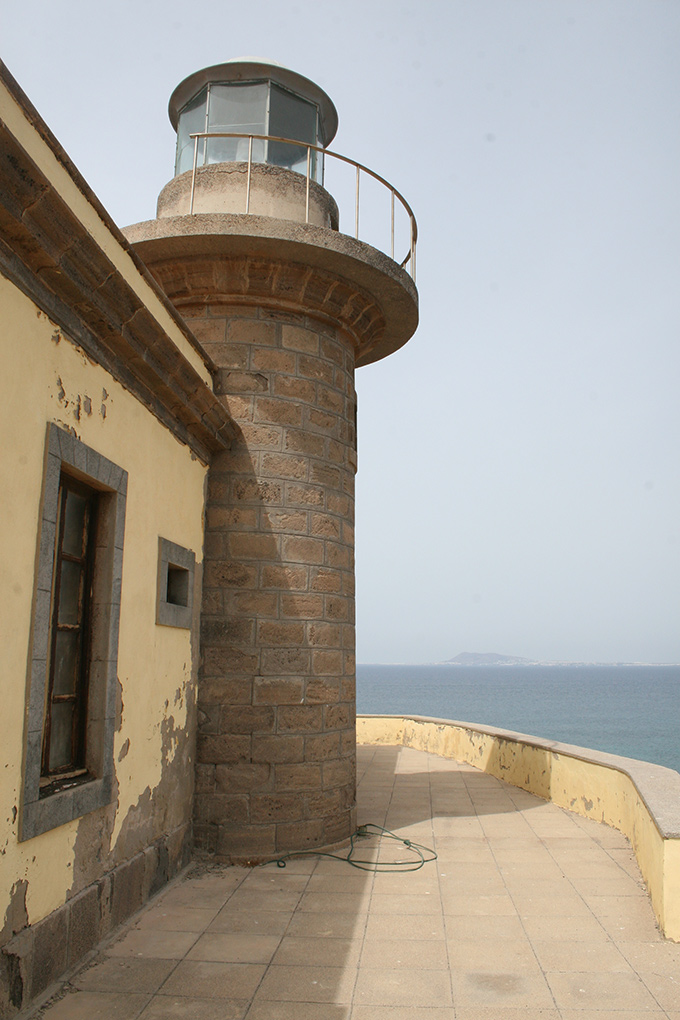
[{"x1": 356, "y1": 663, "x2": 680, "y2": 775}]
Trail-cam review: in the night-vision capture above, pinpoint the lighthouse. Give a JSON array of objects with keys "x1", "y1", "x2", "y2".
[{"x1": 125, "y1": 58, "x2": 418, "y2": 861}]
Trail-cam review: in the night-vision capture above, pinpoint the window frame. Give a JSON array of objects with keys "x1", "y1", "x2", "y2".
[
  {"x1": 20, "y1": 425, "x2": 127, "y2": 841},
  {"x1": 156, "y1": 537, "x2": 195, "y2": 629}
]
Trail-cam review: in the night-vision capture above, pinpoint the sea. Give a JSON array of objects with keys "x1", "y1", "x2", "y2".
[{"x1": 356, "y1": 664, "x2": 680, "y2": 775}]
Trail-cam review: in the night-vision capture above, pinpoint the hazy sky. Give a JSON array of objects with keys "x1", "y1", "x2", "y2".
[{"x1": 4, "y1": 0, "x2": 679, "y2": 663}]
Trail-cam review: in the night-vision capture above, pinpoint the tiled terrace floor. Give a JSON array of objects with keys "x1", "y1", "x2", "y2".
[{"x1": 30, "y1": 744, "x2": 680, "y2": 1019}]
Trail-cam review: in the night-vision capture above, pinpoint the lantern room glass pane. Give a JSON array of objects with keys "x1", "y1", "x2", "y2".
[
  {"x1": 206, "y1": 82, "x2": 267, "y2": 164},
  {"x1": 269, "y1": 83, "x2": 320, "y2": 179},
  {"x1": 175, "y1": 87, "x2": 207, "y2": 175}
]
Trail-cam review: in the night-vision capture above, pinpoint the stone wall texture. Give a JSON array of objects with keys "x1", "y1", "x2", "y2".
[{"x1": 178, "y1": 294, "x2": 358, "y2": 859}]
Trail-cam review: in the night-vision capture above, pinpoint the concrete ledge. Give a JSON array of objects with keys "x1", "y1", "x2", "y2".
[{"x1": 357, "y1": 713, "x2": 680, "y2": 942}]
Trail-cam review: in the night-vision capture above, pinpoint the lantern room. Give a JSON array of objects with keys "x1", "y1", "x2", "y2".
[{"x1": 169, "y1": 58, "x2": 338, "y2": 181}]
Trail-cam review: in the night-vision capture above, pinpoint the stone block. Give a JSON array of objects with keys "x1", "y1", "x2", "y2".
[
  {"x1": 276, "y1": 819, "x2": 324, "y2": 851},
  {"x1": 326, "y1": 542, "x2": 352, "y2": 570},
  {"x1": 298, "y1": 354, "x2": 334, "y2": 384},
  {"x1": 310, "y1": 462, "x2": 341, "y2": 489},
  {"x1": 284, "y1": 429, "x2": 326, "y2": 457},
  {"x1": 255, "y1": 397, "x2": 303, "y2": 426},
  {"x1": 261, "y1": 648, "x2": 310, "y2": 675},
  {"x1": 217, "y1": 370, "x2": 269, "y2": 394},
  {"x1": 305, "y1": 788, "x2": 342, "y2": 819},
  {"x1": 305, "y1": 677, "x2": 341, "y2": 704},
  {"x1": 238, "y1": 423, "x2": 282, "y2": 448},
  {"x1": 195, "y1": 764, "x2": 216, "y2": 793},
  {"x1": 203, "y1": 560, "x2": 258, "y2": 590},
  {"x1": 279, "y1": 593, "x2": 324, "y2": 619},
  {"x1": 324, "y1": 703, "x2": 352, "y2": 730},
  {"x1": 253, "y1": 677, "x2": 304, "y2": 706},
  {"x1": 305, "y1": 733, "x2": 340, "y2": 762},
  {"x1": 195, "y1": 793, "x2": 249, "y2": 825},
  {"x1": 197, "y1": 734, "x2": 251, "y2": 764},
  {"x1": 307, "y1": 407, "x2": 338, "y2": 433},
  {"x1": 263, "y1": 510, "x2": 308, "y2": 533},
  {"x1": 220, "y1": 705, "x2": 275, "y2": 734},
  {"x1": 216, "y1": 824, "x2": 276, "y2": 859},
  {"x1": 257, "y1": 621, "x2": 305, "y2": 646},
  {"x1": 322, "y1": 759, "x2": 354, "y2": 789},
  {"x1": 215, "y1": 763, "x2": 272, "y2": 793},
  {"x1": 285, "y1": 483, "x2": 324, "y2": 508},
  {"x1": 311, "y1": 649, "x2": 343, "y2": 675},
  {"x1": 67, "y1": 885, "x2": 102, "y2": 966},
  {"x1": 232, "y1": 478, "x2": 283, "y2": 505},
  {"x1": 228, "y1": 532, "x2": 280, "y2": 560},
  {"x1": 273, "y1": 375, "x2": 316, "y2": 402},
  {"x1": 260, "y1": 563, "x2": 309, "y2": 591},
  {"x1": 198, "y1": 677, "x2": 252, "y2": 705},
  {"x1": 323, "y1": 809, "x2": 354, "y2": 845},
  {"x1": 250, "y1": 794, "x2": 304, "y2": 823},
  {"x1": 230, "y1": 590, "x2": 279, "y2": 616},
  {"x1": 202, "y1": 646, "x2": 259, "y2": 675},
  {"x1": 310, "y1": 568, "x2": 342, "y2": 593},
  {"x1": 275, "y1": 763, "x2": 322, "y2": 791},
  {"x1": 317, "y1": 384, "x2": 344, "y2": 414},
  {"x1": 310, "y1": 513, "x2": 341, "y2": 539},
  {"x1": 251, "y1": 348, "x2": 296, "y2": 373},
  {"x1": 261, "y1": 453, "x2": 308, "y2": 481},
  {"x1": 252, "y1": 734, "x2": 304, "y2": 764},
  {"x1": 307, "y1": 623, "x2": 341, "y2": 648},
  {"x1": 200, "y1": 617, "x2": 255, "y2": 646},
  {"x1": 228, "y1": 319, "x2": 278, "y2": 345},
  {"x1": 219, "y1": 393, "x2": 254, "y2": 420},
  {"x1": 281, "y1": 536, "x2": 324, "y2": 564},
  {"x1": 277, "y1": 706, "x2": 323, "y2": 733},
  {"x1": 30, "y1": 905, "x2": 68, "y2": 999},
  {"x1": 281, "y1": 324, "x2": 319, "y2": 353},
  {"x1": 325, "y1": 595, "x2": 349, "y2": 621}
]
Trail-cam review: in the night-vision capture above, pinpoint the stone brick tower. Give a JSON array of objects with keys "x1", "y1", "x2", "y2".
[{"x1": 125, "y1": 59, "x2": 418, "y2": 860}]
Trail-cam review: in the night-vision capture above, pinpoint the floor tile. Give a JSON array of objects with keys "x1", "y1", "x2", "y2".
[
  {"x1": 160, "y1": 961, "x2": 266, "y2": 999},
  {"x1": 254, "y1": 964, "x2": 357, "y2": 1002},
  {"x1": 353, "y1": 967, "x2": 452, "y2": 1007},
  {"x1": 359, "y1": 938, "x2": 449, "y2": 969},
  {"x1": 545, "y1": 970, "x2": 661, "y2": 1010},
  {"x1": 39, "y1": 991, "x2": 152, "y2": 1019},
  {"x1": 450, "y1": 970, "x2": 555, "y2": 1009},
  {"x1": 107, "y1": 929, "x2": 199, "y2": 958},
  {"x1": 247, "y1": 1004, "x2": 351, "y2": 1020},
  {"x1": 272, "y1": 936, "x2": 362, "y2": 967},
  {"x1": 73, "y1": 956, "x2": 177, "y2": 993},
  {"x1": 208, "y1": 909, "x2": 293, "y2": 935},
  {"x1": 185, "y1": 933, "x2": 281, "y2": 963},
  {"x1": 139, "y1": 996, "x2": 249, "y2": 1019}
]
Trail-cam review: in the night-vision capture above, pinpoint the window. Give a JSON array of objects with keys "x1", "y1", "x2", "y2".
[
  {"x1": 41, "y1": 476, "x2": 97, "y2": 789},
  {"x1": 20, "y1": 425, "x2": 127, "y2": 840},
  {"x1": 156, "y1": 537, "x2": 195, "y2": 629}
]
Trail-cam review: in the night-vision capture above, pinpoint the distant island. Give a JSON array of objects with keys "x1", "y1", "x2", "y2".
[
  {"x1": 440, "y1": 652, "x2": 678, "y2": 666},
  {"x1": 445, "y1": 652, "x2": 534, "y2": 666}
]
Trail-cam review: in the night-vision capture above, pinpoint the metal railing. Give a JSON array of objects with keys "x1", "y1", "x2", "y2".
[{"x1": 188, "y1": 132, "x2": 417, "y2": 279}]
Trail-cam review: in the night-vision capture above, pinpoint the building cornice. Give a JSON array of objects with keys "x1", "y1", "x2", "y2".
[{"x1": 0, "y1": 60, "x2": 235, "y2": 463}]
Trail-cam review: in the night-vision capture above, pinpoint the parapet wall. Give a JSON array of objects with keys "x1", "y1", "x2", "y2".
[{"x1": 357, "y1": 714, "x2": 680, "y2": 942}]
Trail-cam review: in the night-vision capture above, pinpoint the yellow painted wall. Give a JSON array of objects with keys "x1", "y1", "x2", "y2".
[
  {"x1": 0, "y1": 274, "x2": 207, "y2": 927},
  {"x1": 357, "y1": 715, "x2": 680, "y2": 942}
]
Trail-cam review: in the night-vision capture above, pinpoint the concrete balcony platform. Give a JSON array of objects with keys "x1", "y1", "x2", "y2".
[{"x1": 26, "y1": 744, "x2": 680, "y2": 1019}]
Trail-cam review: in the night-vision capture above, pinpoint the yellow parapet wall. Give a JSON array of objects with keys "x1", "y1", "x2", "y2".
[{"x1": 357, "y1": 714, "x2": 680, "y2": 942}]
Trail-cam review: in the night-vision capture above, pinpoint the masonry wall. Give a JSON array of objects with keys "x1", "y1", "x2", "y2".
[
  {"x1": 0, "y1": 276, "x2": 207, "y2": 1014},
  {"x1": 186, "y1": 301, "x2": 358, "y2": 859}
]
